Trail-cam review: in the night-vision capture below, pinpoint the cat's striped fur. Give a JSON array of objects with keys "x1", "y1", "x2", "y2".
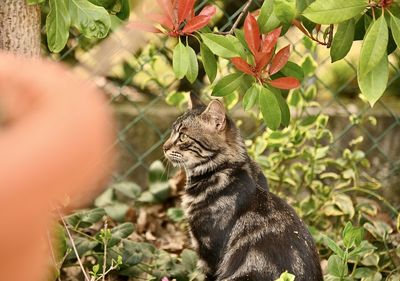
[{"x1": 163, "y1": 94, "x2": 323, "y2": 281}]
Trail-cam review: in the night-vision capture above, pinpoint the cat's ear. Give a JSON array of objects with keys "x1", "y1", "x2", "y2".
[
  {"x1": 188, "y1": 92, "x2": 204, "y2": 109},
  {"x1": 201, "y1": 100, "x2": 226, "y2": 131}
]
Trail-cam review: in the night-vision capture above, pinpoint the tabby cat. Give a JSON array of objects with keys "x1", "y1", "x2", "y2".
[{"x1": 163, "y1": 93, "x2": 323, "y2": 281}]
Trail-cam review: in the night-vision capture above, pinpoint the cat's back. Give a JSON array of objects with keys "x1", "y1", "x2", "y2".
[{"x1": 217, "y1": 173, "x2": 323, "y2": 281}]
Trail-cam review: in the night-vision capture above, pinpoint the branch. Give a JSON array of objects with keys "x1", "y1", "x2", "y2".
[
  {"x1": 58, "y1": 209, "x2": 91, "y2": 281},
  {"x1": 327, "y1": 24, "x2": 334, "y2": 48},
  {"x1": 216, "y1": 0, "x2": 254, "y2": 35},
  {"x1": 292, "y1": 19, "x2": 330, "y2": 47}
]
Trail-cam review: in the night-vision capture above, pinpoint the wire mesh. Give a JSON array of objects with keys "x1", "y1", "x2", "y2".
[{"x1": 62, "y1": 0, "x2": 400, "y2": 203}]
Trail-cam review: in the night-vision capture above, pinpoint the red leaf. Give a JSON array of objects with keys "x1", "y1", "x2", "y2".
[
  {"x1": 269, "y1": 45, "x2": 290, "y2": 75},
  {"x1": 261, "y1": 26, "x2": 281, "y2": 54},
  {"x1": 182, "y1": 15, "x2": 212, "y2": 33},
  {"x1": 178, "y1": 0, "x2": 196, "y2": 24},
  {"x1": 231, "y1": 57, "x2": 254, "y2": 75},
  {"x1": 172, "y1": 0, "x2": 180, "y2": 27},
  {"x1": 199, "y1": 5, "x2": 216, "y2": 17},
  {"x1": 244, "y1": 13, "x2": 261, "y2": 56},
  {"x1": 187, "y1": 8, "x2": 195, "y2": 20},
  {"x1": 157, "y1": 0, "x2": 174, "y2": 25},
  {"x1": 148, "y1": 13, "x2": 174, "y2": 30},
  {"x1": 268, "y1": 77, "x2": 300, "y2": 90},
  {"x1": 255, "y1": 49, "x2": 273, "y2": 71}
]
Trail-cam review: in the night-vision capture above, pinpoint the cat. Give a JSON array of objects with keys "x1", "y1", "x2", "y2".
[{"x1": 163, "y1": 93, "x2": 323, "y2": 281}]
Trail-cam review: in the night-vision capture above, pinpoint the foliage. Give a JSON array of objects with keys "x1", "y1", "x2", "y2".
[
  {"x1": 28, "y1": 0, "x2": 400, "y2": 127},
  {"x1": 54, "y1": 161, "x2": 205, "y2": 281},
  {"x1": 247, "y1": 80, "x2": 400, "y2": 279},
  {"x1": 56, "y1": 91, "x2": 400, "y2": 280},
  {"x1": 127, "y1": 0, "x2": 400, "y2": 129},
  {"x1": 28, "y1": 0, "x2": 130, "y2": 52}
]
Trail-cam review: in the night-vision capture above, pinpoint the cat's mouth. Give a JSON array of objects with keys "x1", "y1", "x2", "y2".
[{"x1": 165, "y1": 151, "x2": 184, "y2": 165}]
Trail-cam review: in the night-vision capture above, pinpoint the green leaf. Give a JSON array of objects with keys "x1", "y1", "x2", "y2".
[
  {"x1": 69, "y1": 0, "x2": 111, "y2": 39},
  {"x1": 167, "y1": 208, "x2": 186, "y2": 222},
  {"x1": 94, "y1": 188, "x2": 114, "y2": 207},
  {"x1": 149, "y1": 160, "x2": 168, "y2": 183},
  {"x1": 200, "y1": 33, "x2": 238, "y2": 58},
  {"x1": 212, "y1": 73, "x2": 244, "y2": 97},
  {"x1": 181, "y1": 249, "x2": 198, "y2": 272},
  {"x1": 88, "y1": 0, "x2": 116, "y2": 9},
  {"x1": 327, "y1": 254, "x2": 348, "y2": 277},
  {"x1": 258, "y1": 0, "x2": 274, "y2": 28},
  {"x1": 103, "y1": 202, "x2": 129, "y2": 221},
  {"x1": 358, "y1": 53, "x2": 388, "y2": 106},
  {"x1": 296, "y1": 0, "x2": 315, "y2": 13},
  {"x1": 46, "y1": 0, "x2": 71, "y2": 53},
  {"x1": 173, "y1": 40, "x2": 189, "y2": 79},
  {"x1": 92, "y1": 264, "x2": 100, "y2": 275},
  {"x1": 274, "y1": 90, "x2": 291, "y2": 127},
  {"x1": 390, "y1": 14, "x2": 400, "y2": 49},
  {"x1": 243, "y1": 84, "x2": 260, "y2": 111},
  {"x1": 108, "y1": 222, "x2": 135, "y2": 247},
  {"x1": 359, "y1": 16, "x2": 388, "y2": 76},
  {"x1": 166, "y1": 91, "x2": 188, "y2": 107},
  {"x1": 343, "y1": 222, "x2": 364, "y2": 248},
  {"x1": 280, "y1": 61, "x2": 304, "y2": 81},
  {"x1": 323, "y1": 235, "x2": 345, "y2": 258},
  {"x1": 186, "y1": 46, "x2": 199, "y2": 83},
  {"x1": 200, "y1": 43, "x2": 217, "y2": 83},
  {"x1": 348, "y1": 240, "x2": 376, "y2": 259},
  {"x1": 330, "y1": 19, "x2": 355, "y2": 62},
  {"x1": 80, "y1": 208, "x2": 106, "y2": 224},
  {"x1": 260, "y1": 11, "x2": 281, "y2": 33},
  {"x1": 302, "y1": 0, "x2": 368, "y2": 24},
  {"x1": 113, "y1": 181, "x2": 141, "y2": 199},
  {"x1": 274, "y1": 0, "x2": 297, "y2": 24},
  {"x1": 301, "y1": 54, "x2": 317, "y2": 77},
  {"x1": 116, "y1": 0, "x2": 130, "y2": 20},
  {"x1": 226, "y1": 35, "x2": 247, "y2": 58},
  {"x1": 333, "y1": 194, "x2": 355, "y2": 218},
  {"x1": 259, "y1": 87, "x2": 282, "y2": 130},
  {"x1": 148, "y1": 161, "x2": 170, "y2": 202},
  {"x1": 66, "y1": 208, "x2": 106, "y2": 228},
  {"x1": 110, "y1": 14, "x2": 124, "y2": 31},
  {"x1": 275, "y1": 271, "x2": 296, "y2": 281},
  {"x1": 66, "y1": 237, "x2": 99, "y2": 259}
]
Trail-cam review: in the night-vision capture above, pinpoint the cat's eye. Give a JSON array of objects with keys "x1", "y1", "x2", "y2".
[{"x1": 179, "y1": 133, "x2": 188, "y2": 142}]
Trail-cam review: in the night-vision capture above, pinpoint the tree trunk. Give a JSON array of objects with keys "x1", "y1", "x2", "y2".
[{"x1": 0, "y1": 0, "x2": 41, "y2": 57}]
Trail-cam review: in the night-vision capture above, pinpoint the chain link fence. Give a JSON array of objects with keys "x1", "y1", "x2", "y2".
[{"x1": 56, "y1": 0, "x2": 400, "y2": 205}]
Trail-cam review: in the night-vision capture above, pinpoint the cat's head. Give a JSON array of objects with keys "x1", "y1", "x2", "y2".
[{"x1": 163, "y1": 93, "x2": 246, "y2": 172}]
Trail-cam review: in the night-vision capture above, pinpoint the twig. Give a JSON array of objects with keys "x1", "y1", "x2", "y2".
[
  {"x1": 292, "y1": 19, "x2": 329, "y2": 46},
  {"x1": 216, "y1": 0, "x2": 254, "y2": 35},
  {"x1": 102, "y1": 220, "x2": 108, "y2": 281},
  {"x1": 327, "y1": 24, "x2": 334, "y2": 48},
  {"x1": 58, "y1": 209, "x2": 91, "y2": 281}
]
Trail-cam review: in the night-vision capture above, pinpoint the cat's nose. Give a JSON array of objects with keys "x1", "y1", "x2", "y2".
[{"x1": 163, "y1": 141, "x2": 172, "y2": 152}]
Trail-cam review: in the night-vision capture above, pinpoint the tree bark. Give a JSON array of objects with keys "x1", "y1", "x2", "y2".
[{"x1": 0, "y1": 0, "x2": 41, "y2": 57}]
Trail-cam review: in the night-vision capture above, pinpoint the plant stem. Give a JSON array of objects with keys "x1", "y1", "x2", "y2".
[
  {"x1": 327, "y1": 24, "x2": 334, "y2": 48},
  {"x1": 102, "y1": 220, "x2": 108, "y2": 281},
  {"x1": 216, "y1": 0, "x2": 253, "y2": 35},
  {"x1": 338, "y1": 187, "x2": 398, "y2": 215},
  {"x1": 58, "y1": 209, "x2": 91, "y2": 281}
]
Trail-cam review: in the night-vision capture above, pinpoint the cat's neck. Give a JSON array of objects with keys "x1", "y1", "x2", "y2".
[{"x1": 186, "y1": 159, "x2": 245, "y2": 180}]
